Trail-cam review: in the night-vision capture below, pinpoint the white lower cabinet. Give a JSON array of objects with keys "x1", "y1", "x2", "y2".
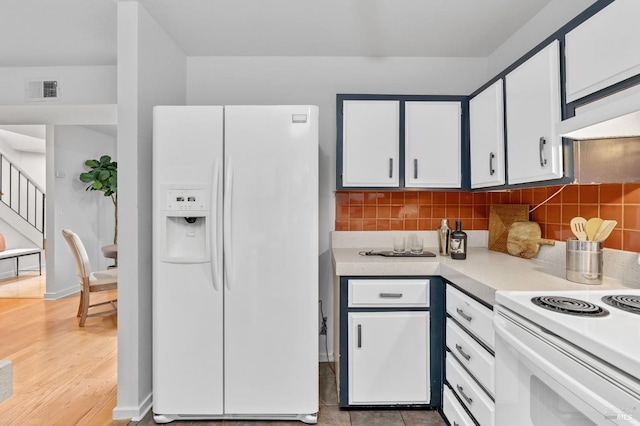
[
  {"x1": 443, "y1": 385, "x2": 475, "y2": 426},
  {"x1": 447, "y1": 285, "x2": 495, "y2": 349},
  {"x1": 348, "y1": 311, "x2": 429, "y2": 405},
  {"x1": 444, "y1": 284, "x2": 495, "y2": 426},
  {"x1": 446, "y1": 354, "x2": 495, "y2": 426},
  {"x1": 446, "y1": 319, "x2": 495, "y2": 397}
]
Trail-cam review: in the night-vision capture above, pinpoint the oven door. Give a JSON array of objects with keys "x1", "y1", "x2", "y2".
[{"x1": 494, "y1": 306, "x2": 640, "y2": 426}]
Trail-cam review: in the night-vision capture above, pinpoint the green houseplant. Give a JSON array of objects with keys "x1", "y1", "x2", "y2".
[{"x1": 79, "y1": 155, "x2": 118, "y2": 244}]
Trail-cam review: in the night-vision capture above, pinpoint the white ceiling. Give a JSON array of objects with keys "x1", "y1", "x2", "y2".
[{"x1": 0, "y1": 0, "x2": 562, "y2": 67}]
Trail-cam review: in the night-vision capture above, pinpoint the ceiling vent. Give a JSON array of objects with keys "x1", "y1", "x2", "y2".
[{"x1": 25, "y1": 80, "x2": 60, "y2": 102}]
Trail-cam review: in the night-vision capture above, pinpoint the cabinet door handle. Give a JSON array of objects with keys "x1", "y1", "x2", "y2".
[
  {"x1": 357, "y1": 324, "x2": 362, "y2": 348},
  {"x1": 389, "y1": 158, "x2": 393, "y2": 178},
  {"x1": 413, "y1": 158, "x2": 418, "y2": 179},
  {"x1": 379, "y1": 292, "x2": 403, "y2": 298},
  {"x1": 456, "y1": 307, "x2": 473, "y2": 322},
  {"x1": 539, "y1": 137, "x2": 547, "y2": 167},
  {"x1": 457, "y1": 384, "x2": 473, "y2": 405},
  {"x1": 454, "y1": 422, "x2": 460, "y2": 426},
  {"x1": 489, "y1": 152, "x2": 495, "y2": 176},
  {"x1": 455, "y1": 343, "x2": 471, "y2": 361}
]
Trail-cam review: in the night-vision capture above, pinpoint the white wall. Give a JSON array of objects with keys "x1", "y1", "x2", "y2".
[
  {"x1": 486, "y1": 0, "x2": 598, "y2": 78},
  {"x1": 0, "y1": 138, "x2": 46, "y2": 189},
  {"x1": 46, "y1": 125, "x2": 116, "y2": 299},
  {"x1": 0, "y1": 66, "x2": 116, "y2": 105},
  {"x1": 187, "y1": 55, "x2": 488, "y2": 361},
  {"x1": 15, "y1": 151, "x2": 46, "y2": 190},
  {"x1": 115, "y1": 2, "x2": 186, "y2": 420}
]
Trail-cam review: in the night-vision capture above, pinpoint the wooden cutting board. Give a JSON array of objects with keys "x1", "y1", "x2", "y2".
[
  {"x1": 488, "y1": 204, "x2": 530, "y2": 253},
  {"x1": 507, "y1": 221, "x2": 555, "y2": 259}
]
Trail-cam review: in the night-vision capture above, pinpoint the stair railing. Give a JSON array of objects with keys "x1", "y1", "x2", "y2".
[{"x1": 0, "y1": 154, "x2": 46, "y2": 235}]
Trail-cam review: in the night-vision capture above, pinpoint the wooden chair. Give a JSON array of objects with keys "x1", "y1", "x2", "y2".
[{"x1": 61, "y1": 229, "x2": 117, "y2": 326}]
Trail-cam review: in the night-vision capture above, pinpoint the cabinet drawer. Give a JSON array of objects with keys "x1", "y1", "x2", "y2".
[
  {"x1": 349, "y1": 279, "x2": 429, "y2": 307},
  {"x1": 446, "y1": 354, "x2": 495, "y2": 426},
  {"x1": 446, "y1": 319, "x2": 495, "y2": 397},
  {"x1": 446, "y1": 285, "x2": 494, "y2": 349},
  {"x1": 443, "y1": 385, "x2": 475, "y2": 426}
]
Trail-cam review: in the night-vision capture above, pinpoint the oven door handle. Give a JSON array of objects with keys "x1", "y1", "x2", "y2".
[{"x1": 494, "y1": 314, "x2": 627, "y2": 421}]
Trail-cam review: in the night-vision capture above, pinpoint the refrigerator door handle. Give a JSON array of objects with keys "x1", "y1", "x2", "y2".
[
  {"x1": 210, "y1": 159, "x2": 222, "y2": 291},
  {"x1": 223, "y1": 158, "x2": 234, "y2": 291}
]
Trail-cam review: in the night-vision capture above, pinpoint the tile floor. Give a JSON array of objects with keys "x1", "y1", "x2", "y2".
[{"x1": 130, "y1": 363, "x2": 446, "y2": 426}]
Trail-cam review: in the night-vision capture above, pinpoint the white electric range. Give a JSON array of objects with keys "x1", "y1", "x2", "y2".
[{"x1": 494, "y1": 289, "x2": 640, "y2": 426}]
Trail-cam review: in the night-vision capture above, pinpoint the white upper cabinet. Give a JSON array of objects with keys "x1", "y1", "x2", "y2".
[
  {"x1": 565, "y1": 0, "x2": 640, "y2": 103},
  {"x1": 470, "y1": 80, "x2": 505, "y2": 189},
  {"x1": 341, "y1": 100, "x2": 400, "y2": 187},
  {"x1": 340, "y1": 98, "x2": 462, "y2": 189},
  {"x1": 405, "y1": 101, "x2": 461, "y2": 188},
  {"x1": 506, "y1": 40, "x2": 563, "y2": 185}
]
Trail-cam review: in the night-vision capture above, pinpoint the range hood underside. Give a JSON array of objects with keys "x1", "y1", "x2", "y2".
[{"x1": 573, "y1": 138, "x2": 640, "y2": 183}]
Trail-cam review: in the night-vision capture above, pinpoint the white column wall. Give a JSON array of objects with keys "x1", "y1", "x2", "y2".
[{"x1": 114, "y1": 1, "x2": 186, "y2": 420}]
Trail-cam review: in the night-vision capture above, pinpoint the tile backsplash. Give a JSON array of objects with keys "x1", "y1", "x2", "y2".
[{"x1": 335, "y1": 183, "x2": 640, "y2": 252}]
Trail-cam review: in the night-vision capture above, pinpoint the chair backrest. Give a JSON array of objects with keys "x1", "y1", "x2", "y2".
[{"x1": 61, "y1": 229, "x2": 91, "y2": 280}]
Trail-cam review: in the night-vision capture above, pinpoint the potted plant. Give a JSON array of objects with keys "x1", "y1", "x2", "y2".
[{"x1": 79, "y1": 155, "x2": 118, "y2": 244}]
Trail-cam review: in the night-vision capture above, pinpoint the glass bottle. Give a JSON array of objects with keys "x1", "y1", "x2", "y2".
[{"x1": 450, "y1": 220, "x2": 467, "y2": 260}]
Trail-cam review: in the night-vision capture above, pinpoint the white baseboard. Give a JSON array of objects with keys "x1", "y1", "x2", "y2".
[
  {"x1": 43, "y1": 285, "x2": 79, "y2": 300},
  {"x1": 112, "y1": 391, "x2": 153, "y2": 421}
]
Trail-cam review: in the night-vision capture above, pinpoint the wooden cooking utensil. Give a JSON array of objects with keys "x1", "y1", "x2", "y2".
[
  {"x1": 594, "y1": 220, "x2": 617, "y2": 242},
  {"x1": 570, "y1": 217, "x2": 587, "y2": 241},
  {"x1": 585, "y1": 217, "x2": 603, "y2": 241},
  {"x1": 507, "y1": 222, "x2": 555, "y2": 259}
]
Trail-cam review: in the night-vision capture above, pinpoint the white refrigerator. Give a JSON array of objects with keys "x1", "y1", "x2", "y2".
[{"x1": 152, "y1": 105, "x2": 319, "y2": 424}]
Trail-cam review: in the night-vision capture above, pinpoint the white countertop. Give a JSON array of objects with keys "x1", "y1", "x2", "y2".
[{"x1": 332, "y1": 231, "x2": 640, "y2": 306}]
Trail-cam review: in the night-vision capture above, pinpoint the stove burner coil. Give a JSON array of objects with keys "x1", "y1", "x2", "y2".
[
  {"x1": 601, "y1": 295, "x2": 640, "y2": 315},
  {"x1": 531, "y1": 296, "x2": 609, "y2": 317}
]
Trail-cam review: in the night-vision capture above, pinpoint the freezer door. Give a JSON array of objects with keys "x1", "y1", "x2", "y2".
[
  {"x1": 223, "y1": 105, "x2": 319, "y2": 415},
  {"x1": 152, "y1": 106, "x2": 224, "y2": 415}
]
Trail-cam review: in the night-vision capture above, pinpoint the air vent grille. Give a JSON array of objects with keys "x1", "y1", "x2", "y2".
[{"x1": 25, "y1": 80, "x2": 59, "y2": 101}]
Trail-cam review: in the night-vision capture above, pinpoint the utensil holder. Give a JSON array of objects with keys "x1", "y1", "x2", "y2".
[{"x1": 566, "y1": 238, "x2": 603, "y2": 285}]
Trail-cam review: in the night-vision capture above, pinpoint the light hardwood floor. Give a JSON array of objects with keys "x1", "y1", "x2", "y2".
[
  {"x1": 0, "y1": 287, "x2": 118, "y2": 425},
  {"x1": 0, "y1": 272, "x2": 46, "y2": 298}
]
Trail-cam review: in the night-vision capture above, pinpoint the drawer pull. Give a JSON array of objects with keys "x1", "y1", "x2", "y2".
[
  {"x1": 455, "y1": 344, "x2": 471, "y2": 361},
  {"x1": 454, "y1": 423, "x2": 460, "y2": 426},
  {"x1": 456, "y1": 308, "x2": 473, "y2": 322},
  {"x1": 379, "y1": 292, "x2": 403, "y2": 298},
  {"x1": 457, "y1": 384, "x2": 473, "y2": 405},
  {"x1": 357, "y1": 324, "x2": 362, "y2": 348}
]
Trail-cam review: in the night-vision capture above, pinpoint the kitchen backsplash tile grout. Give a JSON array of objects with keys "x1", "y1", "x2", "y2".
[{"x1": 335, "y1": 183, "x2": 640, "y2": 252}]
